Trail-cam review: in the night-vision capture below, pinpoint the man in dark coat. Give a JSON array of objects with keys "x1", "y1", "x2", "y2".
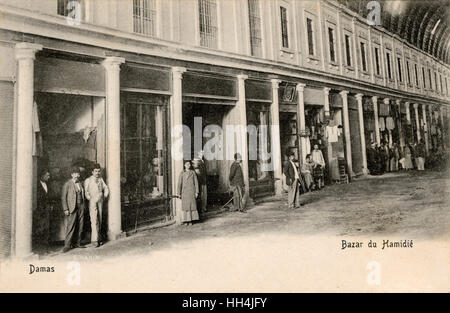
[
  {"x1": 229, "y1": 153, "x2": 246, "y2": 212},
  {"x1": 193, "y1": 150, "x2": 208, "y2": 213},
  {"x1": 283, "y1": 152, "x2": 301, "y2": 209},
  {"x1": 34, "y1": 169, "x2": 52, "y2": 250}
]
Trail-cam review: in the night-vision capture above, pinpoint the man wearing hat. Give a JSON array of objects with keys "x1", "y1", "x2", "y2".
[{"x1": 283, "y1": 152, "x2": 301, "y2": 209}]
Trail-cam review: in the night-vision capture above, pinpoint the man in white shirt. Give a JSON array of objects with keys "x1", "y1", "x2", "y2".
[{"x1": 84, "y1": 163, "x2": 109, "y2": 247}]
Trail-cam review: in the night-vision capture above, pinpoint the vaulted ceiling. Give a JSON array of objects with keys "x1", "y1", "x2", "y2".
[{"x1": 336, "y1": 0, "x2": 450, "y2": 64}]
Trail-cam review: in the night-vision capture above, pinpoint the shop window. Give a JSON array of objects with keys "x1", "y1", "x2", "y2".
[
  {"x1": 397, "y1": 57, "x2": 402, "y2": 82},
  {"x1": 246, "y1": 105, "x2": 272, "y2": 183},
  {"x1": 360, "y1": 42, "x2": 367, "y2": 72},
  {"x1": 374, "y1": 47, "x2": 380, "y2": 75},
  {"x1": 328, "y1": 27, "x2": 336, "y2": 63},
  {"x1": 133, "y1": 0, "x2": 157, "y2": 37},
  {"x1": 344, "y1": 34, "x2": 352, "y2": 67},
  {"x1": 199, "y1": 0, "x2": 218, "y2": 49},
  {"x1": 307, "y1": 18, "x2": 315, "y2": 56},
  {"x1": 386, "y1": 52, "x2": 392, "y2": 80},
  {"x1": 280, "y1": 6, "x2": 289, "y2": 49},
  {"x1": 120, "y1": 102, "x2": 167, "y2": 203},
  {"x1": 248, "y1": 0, "x2": 262, "y2": 57}
]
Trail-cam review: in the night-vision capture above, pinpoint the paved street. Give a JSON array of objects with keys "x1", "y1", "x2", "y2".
[
  {"x1": 48, "y1": 169, "x2": 450, "y2": 259},
  {"x1": 1, "y1": 169, "x2": 449, "y2": 292}
]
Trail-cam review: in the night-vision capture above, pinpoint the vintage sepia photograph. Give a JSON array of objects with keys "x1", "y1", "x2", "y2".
[{"x1": 0, "y1": 0, "x2": 449, "y2": 294}]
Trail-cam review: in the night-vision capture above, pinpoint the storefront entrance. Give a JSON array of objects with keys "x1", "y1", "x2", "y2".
[
  {"x1": 34, "y1": 92, "x2": 106, "y2": 247},
  {"x1": 183, "y1": 102, "x2": 233, "y2": 205}
]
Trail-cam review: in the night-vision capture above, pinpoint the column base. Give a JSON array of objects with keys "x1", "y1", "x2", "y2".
[
  {"x1": 107, "y1": 230, "x2": 126, "y2": 241},
  {"x1": 274, "y1": 180, "x2": 283, "y2": 197}
]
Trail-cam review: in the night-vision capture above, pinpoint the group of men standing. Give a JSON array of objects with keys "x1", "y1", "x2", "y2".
[{"x1": 35, "y1": 163, "x2": 109, "y2": 253}]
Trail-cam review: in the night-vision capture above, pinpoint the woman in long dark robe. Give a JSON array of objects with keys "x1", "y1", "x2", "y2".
[{"x1": 177, "y1": 161, "x2": 199, "y2": 225}]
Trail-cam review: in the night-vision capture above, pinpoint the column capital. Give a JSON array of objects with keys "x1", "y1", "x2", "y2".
[
  {"x1": 296, "y1": 83, "x2": 306, "y2": 92},
  {"x1": 102, "y1": 56, "x2": 125, "y2": 70},
  {"x1": 339, "y1": 90, "x2": 349, "y2": 97},
  {"x1": 237, "y1": 74, "x2": 248, "y2": 81},
  {"x1": 413, "y1": 103, "x2": 419, "y2": 109},
  {"x1": 172, "y1": 67, "x2": 187, "y2": 79},
  {"x1": 383, "y1": 98, "x2": 390, "y2": 105},
  {"x1": 15, "y1": 42, "x2": 43, "y2": 61},
  {"x1": 355, "y1": 93, "x2": 364, "y2": 101},
  {"x1": 271, "y1": 79, "x2": 282, "y2": 89},
  {"x1": 372, "y1": 96, "x2": 378, "y2": 103},
  {"x1": 395, "y1": 99, "x2": 401, "y2": 105},
  {"x1": 323, "y1": 87, "x2": 331, "y2": 95}
]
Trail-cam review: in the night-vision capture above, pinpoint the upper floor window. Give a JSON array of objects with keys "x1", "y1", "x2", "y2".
[
  {"x1": 440, "y1": 74, "x2": 444, "y2": 94},
  {"x1": 406, "y1": 60, "x2": 411, "y2": 85},
  {"x1": 248, "y1": 0, "x2": 262, "y2": 57},
  {"x1": 306, "y1": 18, "x2": 315, "y2": 55},
  {"x1": 344, "y1": 34, "x2": 352, "y2": 66},
  {"x1": 428, "y1": 68, "x2": 433, "y2": 90},
  {"x1": 58, "y1": 0, "x2": 83, "y2": 21},
  {"x1": 422, "y1": 67, "x2": 426, "y2": 89},
  {"x1": 414, "y1": 64, "x2": 419, "y2": 86},
  {"x1": 360, "y1": 42, "x2": 367, "y2": 72},
  {"x1": 435, "y1": 72, "x2": 439, "y2": 92},
  {"x1": 386, "y1": 52, "x2": 392, "y2": 80},
  {"x1": 397, "y1": 57, "x2": 402, "y2": 82},
  {"x1": 280, "y1": 6, "x2": 289, "y2": 48},
  {"x1": 328, "y1": 27, "x2": 336, "y2": 63},
  {"x1": 374, "y1": 47, "x2": 380, "y2": 75},
  {"x1": 199, "y1": 0, "x2": 218, "y2": 49},
  {"x1": 133, "y1": 0, "x2": 157, "y2": 37},
  {"x1": 445, "y1": 77, "x2": 448, "y2": 95}
]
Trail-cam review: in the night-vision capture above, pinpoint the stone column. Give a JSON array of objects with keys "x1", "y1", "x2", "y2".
[
  {"x1": 422, "y1": 104, "x2": 429, "y2": 154},
  {"x1": 396, "y1": 99, "x2": 404, "y2": 151},
  {"x1": 14, "y1": 42, "x2": 43, "y2": 258},
  {"x1": 405, "y1": 102, "x2": 411, "y2": 125},
  {"x1": 296, "y1": 83, "x2": 307, "y2": 163},
  {"x1": 372, "y1": 96, "x2": 381, "y2": 145},
  {"x1": 270, "y1": 79, "x2": 283, "y2": 196},
  {"x1": 340, "y1": 90, "x2": 354, "y2": 177},
  {"x1": 170, "y1": 67, "x2": 186, "y2": 225},
  {"x1": 355, "y1": 93, "x2": 368, "y2": 174},
  {"x1": 237, "y1": 74, "x2": 251, "y2": 198},
  {"x1": 413, "y1": 103, "x2": 421, "y2": 142},
  {"x1": 102, "y1": 56, "x2": 125, "y2": 240},
  {"x1": 383, "y1": 98, "x2": 392, "y2": 147},
  {"x1": 323, "y1": 87, "x2": 331, "y2": 117}
]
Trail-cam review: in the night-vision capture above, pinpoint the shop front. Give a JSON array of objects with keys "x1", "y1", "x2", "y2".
[
  {"x1": 119, "y1": 63, "x2": 172, "y2": 232},
  {"x1": 33, "y1": 54, "x2": 107, "y2": 246},
  {"x1": 245, "y1": 80, "x2": 274, "y2": 199},
  {"x1": 181, "y1": 71, "x2": 238, "y2": 205}
]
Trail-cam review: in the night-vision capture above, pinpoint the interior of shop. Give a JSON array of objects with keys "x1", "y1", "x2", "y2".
[{"x1": 34, "y1": 92, "x2": 106, "y2": 245}]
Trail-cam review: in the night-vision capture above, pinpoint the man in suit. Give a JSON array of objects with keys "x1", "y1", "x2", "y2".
[
  {"x1": 229, "y1": 153, "x2": 246, "y2": 213},
  {"x1": 61, "y1": 166, "x2": 86, "y2": 253},
  {"x1": 34, "y1": 169, "x2": 52, "y2": 250},
  {"x1": 283, "y1": 152, "x2": 301, "y2": 209},
  {"x1": 84, "y1": 163, "x2": 109, "y2": 248}
]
